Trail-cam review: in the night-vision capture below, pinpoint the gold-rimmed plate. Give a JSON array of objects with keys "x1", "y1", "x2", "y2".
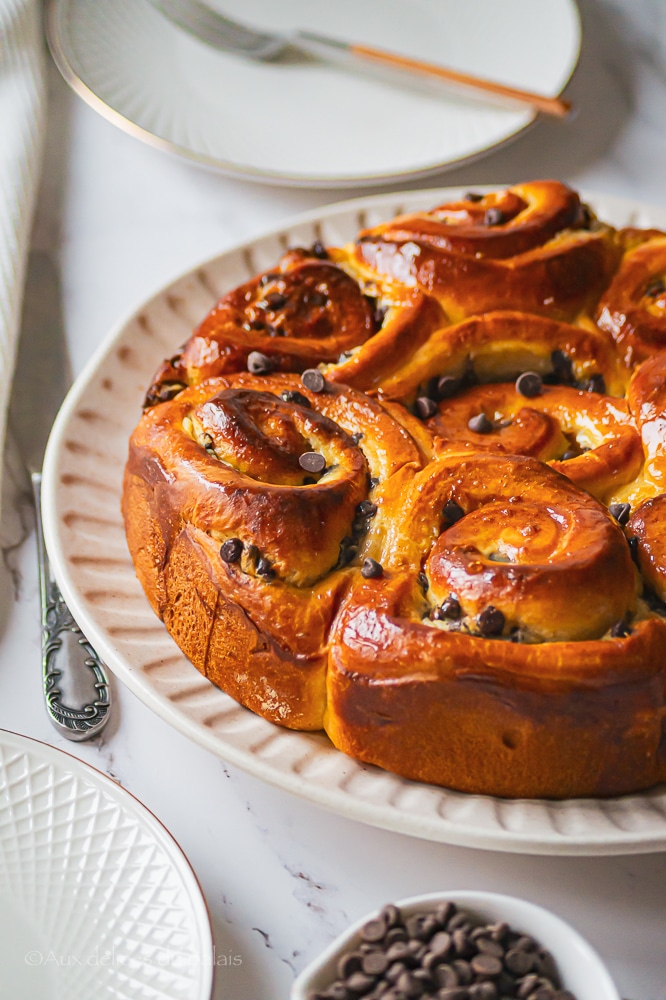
[{"x1": 46, "y1": 0, "x2": 580, "y2": 187}]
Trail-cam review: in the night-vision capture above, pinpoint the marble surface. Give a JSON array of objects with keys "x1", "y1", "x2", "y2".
[{"x1": 1, "y1": 0, "x2": 666, "y2": 997}]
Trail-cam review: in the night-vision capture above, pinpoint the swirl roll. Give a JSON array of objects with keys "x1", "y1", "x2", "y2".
[
  {"x1": 354, "y1": 181, "x2": 620, "y2": 323},
  {"x1": 596, "y1": 230, "x2": 666, "y2": 366},
  {"x1": 123, "y1": 373, "x2": 428, "y2": 729},
  {"x1": 425, "y1": 382, "x2": 643, "y2": 501},
  {"x1": 124, "y1": 181, "x2": 666, "y2": 799}
]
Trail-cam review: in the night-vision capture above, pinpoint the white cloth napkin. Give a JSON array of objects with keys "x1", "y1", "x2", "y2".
[{"x1": 0, "y1": 0, "x2": 46, "y2": 517}]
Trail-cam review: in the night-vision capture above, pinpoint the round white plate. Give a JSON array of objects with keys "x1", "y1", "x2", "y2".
[
  {"x1": 0, "y1": 729, "x2": 213, "y2": 999},
  {"x1": 42, "y1": 187, "x2": 666, "y2": 856},
  {"x1": 46, "y1": 0, "x2": 580, "y2": 187}
]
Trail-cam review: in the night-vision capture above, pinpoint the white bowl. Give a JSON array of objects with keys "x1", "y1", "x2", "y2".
[{"x1": 291, "y1": 891, "x2": 620, "y2": 1000}]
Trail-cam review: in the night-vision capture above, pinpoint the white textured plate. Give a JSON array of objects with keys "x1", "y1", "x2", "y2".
[
  {"x1": 42, "y1": 188, "x2": 666, "y2": 855},
  {"x1": 0, "y1": 729, "x2": 213, "y2": 999},
  {"x1": 46, "y1": 0, "x2": 580, "y2": 187}
]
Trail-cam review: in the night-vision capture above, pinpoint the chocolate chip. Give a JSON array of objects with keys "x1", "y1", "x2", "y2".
[
  {"x1": 306, "y1": 290, "x2": 329, "y2": 308},
  {"x1": 517, "y1": 974, "x2": 541, "y2": 998},
  {"x1": 550, "y1": 349, "x2": 574, "y2": 384},
  {"x1": 440, "y1": 597, "x2": 462, "y2": 621},
  {"x1": 417, "y1": 913, "x2": 439, "y2": 941},
  {"x1": 220, "y1": 538, "x2": 243, "y2": 563},
  {"x1": 259, "y1": 272, "x2": 279, "y2": 285},
  {"x1": 515, "y1": 936, "x2": 538, "y2": 953},
  {"x1": 351, "y1": 432, "x2": 364, "y2": 445},
  {"x1": 484, "y1": 208, "x2": 505, "y2": 226},
  {"x1": 437, "y1": 375, "x2": 463, "y2": 399},
  {"x1": 468, "y1": 413, "x2": 493, "y2": 434},
  {"x1": 437, "y1": 989, "x2": 468, "y2": 1000},
  {"x1": 373, "y1": 305, "x2": 387, "y2": 328},
  {"x1": 413, "y1": 968, "x2": 435, "y2": 988},
  {"x1": 453, "y1": 929, "x2": 474, "y2": 957},
  {"x1": 645, "y1": 279, "x2": 666, "y2": 297},
  {"x1": 386, "y1": 960, "x2": 408, "y2": 984},
  {"x1": 464, "y1": 192, "x2": 484, "y2": 202},
  {"x1": 310, "y1": 240, "x2": 329, "y2": 259},
  {"x1": 347, "y1": 972, "x2": 377, "y2": 994},
  {"x1": 504, "y1": 949, "x2": 534, "y2": 975},
  {"x1": 451, "y1": 959, "x2": 473, "y2": 984},
  {"x1": 609, "y1": 502, "x2": 631, "y2": 525},
  {"x1": 395, "y1": 971, "x2": 424, "y2": 998},
  {"x1": 361, "y1": 919, "x2": 387, "y2": 944},
  {"x1": 628, "y1": 535, "x2": 640, "y2": 563},
  {"x1": 434, "y1": 965, "x2": 459, "y2": 988},
  {"x1": 247, "y1": 350, "x2": 275, "y2": 374},
  {"x1": 417, "y1": 572, "x2": 429, "y2": 593},
  {"x1": 476, "y1": 938, "x2": 504, "y2": 959},
  {"x1": 338, "y1": 952, "x2": 364, "y2": 979},
  {"x1": 264, "y1": 291, "x2": 287, "y2": 309},
  {"x1": 363, "y1": 952, "x2": 390, "y2": 977},
  {"x1": 299, "y1": 451, "x2": 326, "y2": 474},
  {"x1": 436, "y1": 902, "x2": 457, "y2": 926},
  {"x1": 477, "y1": 606, "x2": 505, "y2": 636},
  {"x1": 644, "y1": 588, "x2": 666, "y2": 614},
  {"x1": 386, "y1": 943, "x2": 411, "y2": 964},
  {"x1": 561, "y1": 449, "x2": 578, "y2": 461},
  {"x1": 302, "y1": 368, "x2": 326, "y2": 392},
  {"x1": 428, "y1": 931, "x2": 452, "y2": 958},
  {"x1": 361, "y1": 558, "x2": 383, "y2": 579},
  {"x1": 380, "y1": 906, "x2": 402, "y2": 929},
  {"x1": 385, "y1": 928, "x2": 407, "y2": 947},
  {"x1": 357, "y1": 501, "x2": 378, "y2": 518},
  {"x1": 471, "y1": 954, "x2": 503, "y2": 977},
  {"x1": 610, "y1": 618, "x2": 632, "y2": 638},
  {"x1": 583, "y1": 373, "x2": 606, "y2": 394},
  {"x1": 143, "y1": 380, "x2": 187, "y2": 406},
  {"x1": 469, "y1": 985, "x2": 498, "y2": 1000},
  {"x1": 280, "y1": 390, "x2": 311, "y2": 407},
  {"x1": 415, "y1": 396, "x2": 438, "y2": 420},
  {"x1": 256, "y1": 557, "x2": 275, "y2": 579},
  {"x1": 515, "y1": 371, "x2": 543, "y2": 398},
  {"x1": 442, "y1": 500, "x2": 465, "y2": 526},
  {"x1": 320, "y1": 982, "x2": 351, "y2": 1000},
  {"x1": 538, "y1": 951, "x2": 560, "y2": 983}
]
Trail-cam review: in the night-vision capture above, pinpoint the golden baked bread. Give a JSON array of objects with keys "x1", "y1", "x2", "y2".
[{"x1": 123, "y1": 181, "x2": 666, "y2": 799}]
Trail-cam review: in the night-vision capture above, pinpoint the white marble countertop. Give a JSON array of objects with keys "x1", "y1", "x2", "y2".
[{"x1": 2, "y1": 1, "x2": 666, "y2": 997}]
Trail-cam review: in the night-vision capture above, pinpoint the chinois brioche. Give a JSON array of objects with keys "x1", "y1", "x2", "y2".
[{"x1": 123, "y1": 181, "x2": 666, "y2": 799}]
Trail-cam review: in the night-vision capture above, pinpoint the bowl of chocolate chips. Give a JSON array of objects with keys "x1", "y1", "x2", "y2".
[{"x1": 291, "y1": 891, "x2": 620, "y2": 1000}]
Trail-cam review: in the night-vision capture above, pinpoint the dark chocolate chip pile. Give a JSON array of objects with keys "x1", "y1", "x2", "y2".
[{"x1": 309, "y1": 901, "x2": 577, "y2": 1000}]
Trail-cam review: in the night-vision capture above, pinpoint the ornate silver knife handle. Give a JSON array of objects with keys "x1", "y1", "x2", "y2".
[{"x1": 32, "y1": 473, "x2": 111, "y2": 740}]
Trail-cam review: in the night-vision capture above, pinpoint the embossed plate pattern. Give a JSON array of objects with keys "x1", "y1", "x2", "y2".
[
  {"x1": 0, "y1": 730, "x2": 213, "y2": 999},
  {"x1": 42, "y1": 189, "x2": 666, "y2": 855}
]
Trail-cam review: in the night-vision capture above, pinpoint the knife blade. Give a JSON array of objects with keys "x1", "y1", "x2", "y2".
[{"x1": 9, "y1": 250, "x2": 111, "y2": 740}]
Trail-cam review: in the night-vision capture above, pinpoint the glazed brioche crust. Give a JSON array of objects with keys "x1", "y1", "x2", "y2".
[{"x1": 124, "y1": 181, "x2": 666, "y2": 799}]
